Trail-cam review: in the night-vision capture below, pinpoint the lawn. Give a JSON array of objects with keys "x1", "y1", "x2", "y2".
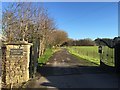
[{"x1": 66, "y1": 46, "x2": 114, "y2": 66}]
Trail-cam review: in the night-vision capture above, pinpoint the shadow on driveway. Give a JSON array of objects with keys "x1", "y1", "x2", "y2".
[{"x1": 37, "y1": 65, "x2": 118, "y2": 89}]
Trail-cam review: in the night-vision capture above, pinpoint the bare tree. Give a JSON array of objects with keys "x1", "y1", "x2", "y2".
[
  {"x1": 2, "y1": 2, "x2": 68, "y2": 56},
  {"x1": 47, "y1": 30, "x2": 68, "y2": 47}
]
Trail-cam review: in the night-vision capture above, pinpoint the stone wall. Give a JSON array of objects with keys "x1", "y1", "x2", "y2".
[{"x1": 2, "y1": 42, "x2": 32, "y2": 86}]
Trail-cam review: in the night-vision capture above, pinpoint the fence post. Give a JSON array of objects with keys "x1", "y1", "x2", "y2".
[{"x1": 33, "y1": 39, "x2": 39, "y2": 78}]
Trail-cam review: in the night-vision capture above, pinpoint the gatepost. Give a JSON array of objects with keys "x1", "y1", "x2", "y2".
[
  {"x1": 114, "y1": 42, "x2": 120, "y2": 74},
  {"x1": 2, "y1": 41, "x2": 32, "y2": 87}
]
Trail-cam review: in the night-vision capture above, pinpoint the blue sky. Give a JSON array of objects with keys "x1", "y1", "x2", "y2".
[
  {"x1": 44, "y1": 2, "x2": 118, "y2": 40},
  {"x1": 2, "y1": 2, "x2": 118, "y2": 40}
]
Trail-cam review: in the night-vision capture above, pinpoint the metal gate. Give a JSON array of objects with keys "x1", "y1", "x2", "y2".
[
  {"x1": 98, "y1": 37, "x2": 120, "y2": 73},
  {"x1": 100, "y1": 46, "x2": 114, "y2": 67}
]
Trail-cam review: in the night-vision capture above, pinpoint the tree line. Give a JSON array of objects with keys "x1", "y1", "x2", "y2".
[
  {"x1": 2, "y1": 2, "x2": 68, "y2": 56},
  {"x1": 61, "y1": 38, "x2": 96, "y2": 46},
  {"x1": 2, "y1": 2, "x2": 114, "y2": 56},
  {"x1": 61, "y1": 38, "x2": 114, "y2": 47}
]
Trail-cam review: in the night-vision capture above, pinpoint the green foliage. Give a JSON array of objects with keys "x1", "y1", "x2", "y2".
[
  {"x1": 67, "y1": 46, "x2": 100, "y2": 65},
  {"x1": 38, "y1": 48, "x2": 61, "y2": 66},
  {"x1": 67, "y1": 46, "x2": 114, "y2": 66},
  {"x1": 38, "y1": 48, "x2": 54, "y2": 66}
]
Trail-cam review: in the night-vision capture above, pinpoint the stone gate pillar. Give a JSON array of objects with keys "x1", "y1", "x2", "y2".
[{"x1": 2, "y1": 42, "x2": 32, "y2": 87}]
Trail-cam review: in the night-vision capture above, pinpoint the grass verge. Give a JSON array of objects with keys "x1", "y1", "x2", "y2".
[
  {"x1": 66, "y1": 46, "x2": 100, "y2": 65},
  {"x1": 38, "y1": 47, "x2": 61, "y2": 66},
  {"x1": 66, "y1": 46, "x2": 114, "y2": 66}
]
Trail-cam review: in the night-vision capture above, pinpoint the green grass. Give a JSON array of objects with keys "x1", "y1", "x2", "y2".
[
  {"x1": 38, "y1": 48, "x2": 61, "y2": 66},
  {"x1": 66, "y1": 46, "x2": 114, "y2": 66}
]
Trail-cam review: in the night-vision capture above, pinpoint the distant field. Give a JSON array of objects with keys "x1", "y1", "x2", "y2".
[{"x1": 67, "y1": 46, "x2": 114, "y2": 66}]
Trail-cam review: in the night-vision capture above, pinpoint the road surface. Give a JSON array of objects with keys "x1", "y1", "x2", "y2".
[{"x1": 24, "y1": 49, "x2": 119, "y2": 89}]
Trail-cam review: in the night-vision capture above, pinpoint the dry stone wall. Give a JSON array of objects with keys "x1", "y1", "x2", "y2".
[{"x1": 2, "y1": 42, "x2": 32, "y2": 86}]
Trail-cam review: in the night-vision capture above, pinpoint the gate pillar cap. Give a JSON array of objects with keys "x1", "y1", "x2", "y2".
[{"x1": 3, "y1": 41, "x2": 33, "y2": 46}]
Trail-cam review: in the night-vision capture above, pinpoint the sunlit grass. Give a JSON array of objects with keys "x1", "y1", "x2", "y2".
[
  {"x1": 66, "y1": 46, "x2": 114, "y2": 66},
  {"x1": 38, "y1": 47, "x2": 61, "y2": 66}
]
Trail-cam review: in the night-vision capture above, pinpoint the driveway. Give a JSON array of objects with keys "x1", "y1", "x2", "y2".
[{"x1": 24, "y1": 49, "x2": 119, "y2": 89}]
